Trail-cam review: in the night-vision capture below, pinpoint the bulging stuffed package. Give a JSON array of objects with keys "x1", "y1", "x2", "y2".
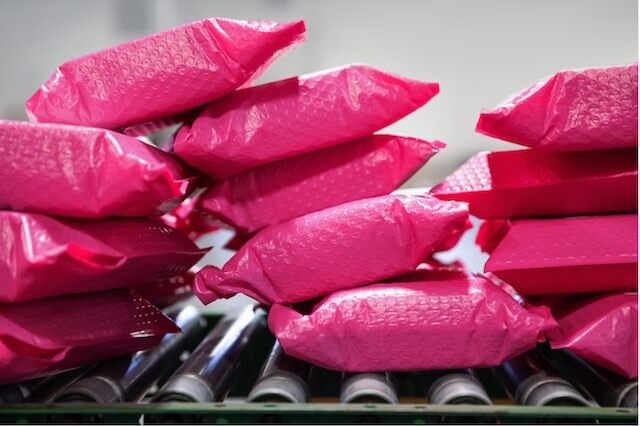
[
  {"x1": 476, "y1": 64, "x2": 638, "y2": 151},
  {"x1": 543, "y1": 293, "x2": 637, "y2": 378},
  {"x1": 200, "y1": 135, "x2": 444, "y2": 233},
  {"x1": 25, "y1": 18, "x2": 306, "y2": 130},
  {"x1": 484, "y1": 215, "x2": 638, "y2": 295},
  {"x1": 0, "y1": 290, "x2": 178, "y2": 384},
  {"x1": 195, "y1": 195, "x2": 469, "y2": 305},
  {"x1": 431, "y1": 148, "x2": 638, "y2": 218},
  {"x1": 269, "y1": 274, "x2": 556, "y2": 372},
  {"x1": 0, "y1": 121, "x2": 196, "y2": 218},
  {"x1": 174, "y1": 65, "x2": 440, "y2": 177},
  {"x1": 0, "y1": 211, "x2": 208, "y2": 303}
]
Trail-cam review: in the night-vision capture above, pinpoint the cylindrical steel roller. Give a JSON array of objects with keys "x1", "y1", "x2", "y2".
[
  {"x1": 153, "y1": 307, "x2": 264, "y2": 402},
  {"x1": 0, "y1": 368, "x2": 89, "y2": 403},
  {"x1": 340, "y1": 373, "x2": 398, "y2": 404},
  {"x1": 423, "y1": 370, "x2": 491, "y2": 405}
]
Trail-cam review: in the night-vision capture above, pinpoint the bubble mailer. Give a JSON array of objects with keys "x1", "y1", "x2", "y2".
[
  {"x1": 545, "y1": 292, "x2": 638, "y2": 378},
  {"x1": 25, "y1": 18, "x2": 306, "y2": 130},
  {"x1": 484, "y1": 215, "x2": 638, "y2": 295},
  {"x1": 269, "y1": 275, "x2": 556, "y2": 372},
  {"x1": 200, "y1": 135, "x2": 443, "y2": 234},
  {"x1": 194, "y1": 195, "x2": 469, "y2": 305},
  {"x1": 0, "y1": 121, "x2": 196, "y2": 218},
  {"x1": 476, "y1": 64, "x2": 638, "y2": 151},
  {"x1": 174, "y1": 64, "x2": 440, "y2": 178},
  {"x1": 0, "y1": 211, "x2": 208, "y2": 303},
  {"x1": 431, "y1": 148, "x2": 638, "y2": 219},
  {"x1": 0, "y1": 290, "x2": 178, "y2": 384}
]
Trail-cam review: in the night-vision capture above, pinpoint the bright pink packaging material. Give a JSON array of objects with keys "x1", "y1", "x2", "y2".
[
  {"x1": 269, "y1": 274, "x2": 556, "y2": 372},
  {"x1": 25, "y1": 18, "x2": 306, "y2": 131},
  {"x1": 174, "y1": 65, "x2": 440, "y2": 178},
  {"x1": 476, "y1": 64, "x2": 638, "y2": 151},
  {"x1": 484, "y1": 215, "x2": 638, "y2": 295},
  {"x1": 0, "y1": 289, "x2": 178, "y2": 384},
  {"x1": 430, "y1": 148, "x2": 638, "y2": 219},
  {"x1": 544, "y1": 293, "x2": 638, "y2": 378},
  {"x1": 0, "y1": 211, "x2": 208, "y2": 303},
  {"x1": 0, "y1": 120, "x2": 195, "y2": 218},
  {"x1": 200, "y1": 135, "x2": 444, "y2": 233},
  {"x1": 194, "y1": 195, "x2": 469, "y2": 305},
  {"x1": 161, "y1": 189, "x2": 220, "y2": 240}
]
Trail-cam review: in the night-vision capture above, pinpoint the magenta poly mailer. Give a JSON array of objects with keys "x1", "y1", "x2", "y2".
[
  {"x1": 200, "y1": 135, "x2": 444, "y2": 234},
  {"x1": 476, "y1": 64, "x2": 638, "y2": 151},
  {"x1": 0, "y1": 120, "x2": 196, "y2": 218},
  {"x1": 269, "y1": 274, "x2": 556, "y2": 372},
  {"x1": 0, "y1": 290, "x2": 178, "y2": 384},
  {"x1": 545, "y1": 293, "x2": 638, "y2": 378},
  {"x1": 431, "y1": 148, "x2": 638, "y2": 219},
  {"x1": 194, "y1": 195, "x2": 469, "y2": 305},
  {"x1": 0, "y1": 211, "x2": 208, "y2": 303},
  {"x1": 484, "y1": 215, "x2": 638, "y2": 295},
  {"x1": 25, "y1": 18, "x2": 305, "y2": 130},
  {"x1": 174, "y1": 65, "x2": 440, "y2": 178}
]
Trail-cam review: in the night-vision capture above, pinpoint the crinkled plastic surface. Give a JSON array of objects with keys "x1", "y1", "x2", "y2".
[
  {"x1": 194, "y1": 195, "x2": 469, "y2": 305},
  {"x1": 431, "y1": 148, "x2": 638, "y2": 219},
  {"x1": 475, "y1": 220, "x2": 509, "y2": 254},
  {"x1": 476, "y1": 64, "x2": 638, "y2": 151},
  {"x1": 0, "y1": 211, "x2": 208, "y2": 303},
  {"x1": 545, "y1": 293, "x2": 638, "y2": 378},
  {"x1": 161, "y1": 189, "x2": 220, "y2": 240},
  {"x1": 174, "y1": 65, "x2": 440, "y2": 178},
  {"x1": 25, "y1": 18, "x2": 306, "y2": 130},
  {"x1": 269, "y1": 274, "x2": 556, "y2": 372},
  {"x1": 200, "y1": 135, "x2": 443, "y2": 233},
  {"x1": 0, "y1": 120, "x2": 195, "y2": 218},
  {"x1": 0, "y1": 289, "x2": 178, "y2": 384},
  {"x1": 484, "y1": 215, "x2": 638, "y2": 295}
]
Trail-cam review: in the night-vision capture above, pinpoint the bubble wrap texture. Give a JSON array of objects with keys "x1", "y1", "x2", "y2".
[
  {"x1": 431, "y1": 148, "x2": 638, "y2": 219},
  {"x1": 484, "y1": 215, "x2": 638, "y2": 295},
  {"x1": 0, "y1": 211, "x2": 208, "y2": 303},
  {"x1": 476, "y1": 64, "x2": 638, "y2": 151},
  {"x1": 0, "y1": 120, "x2": 195, "y2": 218},
  {"x1": 25, "y1": 18, "x2": 306, "y2": 130},
  {"x1": 545, "y1": 293, "x2": 637, "y2": 378},
  {"x1": 268, "y1": 275, "x2": 556, "y2": 372},
  {"x1": 174, "y1": 65, "x2": 439, "y2": 178},
  {"x1": 200, "y1": 135, "x2": 444, "y2": 234},
  {"x1": 0, "y1": 289, "x2": 178, "y2": 384},
  {"x1": 194, "y1": 195, "x2": 469, "y2": 305}
]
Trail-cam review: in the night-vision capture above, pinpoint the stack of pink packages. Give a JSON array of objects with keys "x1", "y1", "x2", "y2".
[
  {"x1": 431, "y1": 64, "x2": 639, "y2": 379},
  {"x1": 1, "y1": 17, "x2": 310, "y2": 383}
]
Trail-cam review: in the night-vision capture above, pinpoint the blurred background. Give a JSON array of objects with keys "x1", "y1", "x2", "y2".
[{"x1": 1, "y1": 0, "x2": 637, "y2": 187}]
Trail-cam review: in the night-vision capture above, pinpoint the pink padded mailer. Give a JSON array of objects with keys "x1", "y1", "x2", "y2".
[
  {"x1": 25, "y1": 18, "x2": 306, "y2": 130},
  {"x1": 0, "y1": 121, "x2": 195, "y2": 218},
  {"x1": 269, "y1": 274, "x2": 556, "y2": 372},
  {"x1": 431, "y1": 148, "x2": 637, "y2": 219},
  {"x1": 0, "y1": 211, "x2": 208, "y2": 303},
  {"x1": 476, "y1": 64, "x2": 638, "y2": 151},
  {"x1": 484, "y1": 215, "x2": 638, "y2": 295},
  {"x1": 174, "y1": 65, "x2": 440, "y2": 178},
  {"x1": 195, "y1": 195, "x2": 469, "y2": 305},
  {"x1": 545, "y1": 293, "x2": 638, "y2": 378},
  {"x1": 0, "y1": 290, "x2": 178, "y2": 384},
  {"x1": 200, "y1": 135, "x2": 444, "y2": 233}
]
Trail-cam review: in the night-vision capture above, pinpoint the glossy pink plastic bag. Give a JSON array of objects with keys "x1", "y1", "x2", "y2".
[
  {"x1": 476, "y1": 64, "x2": 638, "y2": 151},
  {"x1": 269, "y1": 274, "x2": 556, "y2": 372},
  {"x1": 0, "y1": 290, "x2": 178, "y2": 384},
  {"x1": 431, "y1": 148, "x2": 638, "y2": 219},
  {"x1": 25, "y1": 18, "x2": 305, "y2": 131},
  {"x1": 484, "y1": 215, "x2": 638, "y2": 295},
  {"x1": 544, "y1": 293, "x2": 638, "y2": 378},
  {"x1": 200, "y1": 135, "x2": 443, "y2": 233},
  {"x1": 0, "y1": 211, "x2": 208, "y2": 303},
  {"x1": 195, "y1": 195, "x2": 469, "y2": 305},
  {"x1": 0, "y1": 121, "x2": 195, "y2": 218},
  {"x1": 174, "y1": 65, "x2": 439, "y2": 178}
]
